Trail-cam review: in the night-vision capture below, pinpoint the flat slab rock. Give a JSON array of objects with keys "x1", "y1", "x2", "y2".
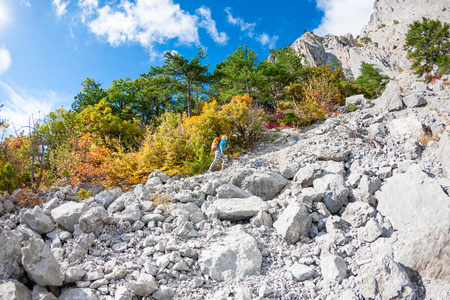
[{"x1": 206, "y1": 196, "x2": 268, "y2": 221}]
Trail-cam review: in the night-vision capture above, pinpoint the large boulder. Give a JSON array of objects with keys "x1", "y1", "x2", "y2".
[
  {"x1": 241, "y1": 171, "x2": 287, "y2": 200},
  {"x1": 216, "y1": 184, "x2": 252, "y2": 198},
  {"x1": 293, "y1": 165, "x2": 323, "y2": 187},
  {"x1": 438, "y1": 132, "x2": 450, "y2": 178},
  {"x1": 21, "y1": 206, "x2": 55, "y2": 234},
  {"x1": 342, "y1": 202, "x2": 375, "y2": 228},
  {"x1": 313, "y1": 174, "x2": 349, "y2": 214},
  {"x1": 78, "y1": 206, "x2": 110, "y2": 236},
  {"x1": 0, "y1": 230, "x2": 25, "y2": 280},
  {"x1": 50, "y1": 202, "x2": 88, "y2": 232},
  {"x1": 374, "y1": 81, "x2": 404, "y2": 112},
  {"x1": 376, "y1": 164, "x2": 450, "y2": 232},
  {"x1": 320, "y1": 253, "x2": 347, "y2": 283},
  {"x1": 273, "y1": 201, "x2": 311, "y2": 244},
  {"x1": 386, "y1": 115, "x2": 425, "y2": 141},
  {"x1": 403, "y1": 92, "x2": 426, "y2": 108},
  {"x1": 95, "y1": 187, "x2": 123, "y2": 209},
  {"x1": 204, "y1": 196, "x2": 268, "y2": 221},
  {"x1": 21, "y1": 237, "x2": 65, "y2": 286},
  {"x1": 0, "y1": 280, "x2": 31, "y2": 300},
  {"x1": 376, "y1": 164, "x2": 450, "y2": 281},
  {"x1": 359, "y1": 255, "x2": 416, "y2": 299},
  {"x1": 199, "y1": 226, "x2": 262, "y2": 281}
]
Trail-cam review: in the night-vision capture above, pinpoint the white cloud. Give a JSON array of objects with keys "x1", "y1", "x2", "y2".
[
  {"x1": 0, "y1": 82, "x2": 71, "y2": 137},
  {"x1": 257, "y1": 33, "x2": 278, "y2": 49},
  {"x1": 20, "y1": 0, "x2": 31, "y2": 7},
  {"x1": 225, "y1": 7, "x2": 255, "y2": 37},
  {"x1": 87, "y1": 0, "x2": 200, "y2": 50},
  {"x1": 78, "y1": 0, "x2": 98, "y2": 23},
  {"x1": 196, "y1": 6, "x2": 228, "y2": 45},
  {"x1": 0, "y1": 45, "x2": 11, "y2": 75},
  {"x1": 314, "y1": 0, "x2": 374, "y2": 36},
  {"x1": 53, "y1": 0, "x2": 71, "y2": 17}
]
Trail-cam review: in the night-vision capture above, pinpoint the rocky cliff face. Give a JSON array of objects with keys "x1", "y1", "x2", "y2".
[{"x1": 291, "y1": 0, "x2": 450, "y2": 80}]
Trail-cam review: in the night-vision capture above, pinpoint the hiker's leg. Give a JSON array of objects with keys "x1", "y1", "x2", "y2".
[
  {"x1": 208, "y1": 151, "x2": 220, "y2": 171},
  {"x1": 221, "y1": 154, "x2": 228, "y2": 169}
]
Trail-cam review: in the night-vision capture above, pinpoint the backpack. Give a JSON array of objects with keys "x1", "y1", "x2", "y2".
[{"x1": 211, "y1": 137, "x2": 221, "y2": 152}]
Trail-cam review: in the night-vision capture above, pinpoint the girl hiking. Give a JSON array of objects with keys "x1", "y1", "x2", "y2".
[{"x1": 208, "y1": 135, "x2": 229, "y2": 172}]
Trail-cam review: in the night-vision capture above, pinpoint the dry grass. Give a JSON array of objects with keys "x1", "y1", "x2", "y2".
[
  {"x1": 152, "y1": 193, "x2": 172, "y2": 209},
  {"x1": 417, "y1": 132, "x2": 440, "y2": 146}
]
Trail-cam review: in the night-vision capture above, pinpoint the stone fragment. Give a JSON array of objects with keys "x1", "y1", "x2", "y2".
[
  {"x1": 403, "y1": 92, "x2": 426, "y2": 108},
  {"x1": 438, "y1": 132, "x2": 450, "y2": 178},
  {"x1": 346, "y1": 94, "x2": 365, "y2": 106},
  {"x1": 241, "y1": 171, "x2": 287, "y2": 200},
  {"x1": 320, "y1": 254, "x2": 347, "y2": 283},
  {"x1": 312, "y1": 147, "x2": 350, "y2": 162},
  {"x1": 216, "y1": 184, "x2": 252, "y2": 198},
  {"x1": 31, "y1": 285, "x2": 57, "y2": 300},
  {"x1": 133, "y1": 273, "x2": 158, "y2": 297},
  {"x1": 65, "y1": 266, "x2": 86, "y2": 283},
  {"x1": 21, "y1": 237, "x2": 64, "y2": 286},
  {"x1": 374, "y1": 81, "x2": 404, "y2": 112},
  {"x1": 51, "y1": 202, "x2": 88, "y2": 232},
  {"x1": 289, "y1": 264, "x2": 315, "y2": 281},
  {"x1": 199, "y1": 226, "x2": 262, "y2": 281},
  {"x1": 293, "y1": 166, "x2": 323, "y2": 187},
  {"x1": 358, "y1": 218, "x2": 383, "y2": 242},
  {"x1": 0, "y1": 280, "x2": 31, "y2": 300},
  {"x1": 274, "y1": 201, "x2": 311, "y2": 244},
  {"x1": 21, "y1": 206, "x2": 55, "y2": 234},
  {"x1": 95, "y1": 187, "x2": 123, "y2": 209},
  {"x1": 313, "y1": 174, "x2": 349, "y2": 214},
  {"x1": 173, "y1": 190, "x2": 194, "y2": 203},
  {"x1": 59, "y1": 288, "x2": 98, "y2": 300},
  {"x1": 0, "y1": 230, "x2": 25, "y2": 280},
  {"x1": 205, "y1": 196, "x2": 268, "y2": 221},
  {"x1": 250, "y1": 210, "x2": 273, "y2": 228},
  {"x1": 342, "y1": 202, "x2": 375, "y2": 227},
  {"x1": 78, "y1": 206, "x2": 110, "y2": 236},
  {"x1": 387, "y1": 115, "x2": 425, "y2": 141},
  {"x1": 152, "y1": 286, "x2": 175, "y2": 300}
]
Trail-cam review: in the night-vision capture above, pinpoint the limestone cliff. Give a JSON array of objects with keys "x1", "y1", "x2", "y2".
[{"x1": 291, "y1": 0, "x2": 450, "y2": 80}]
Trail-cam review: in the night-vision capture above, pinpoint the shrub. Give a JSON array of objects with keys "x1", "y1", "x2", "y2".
[
  {"x1": 394, "y1": 20, "x2": 400, "y2": 25},
  {"x1": 404, "y1": 18, "x2": 450, "y2": 76},
  {"x1": 346, "y1": 104, "x2": 358, "y2": 112},
  {"x1": 77, "y1": 189, "x2": 92, "y2": 200},
  {"x1": 354, "y1": 63, "x2": 389, "y2": 98},
  {"x1": 360, "y1": 37, "x2": 372, "y2": 44},
  {"x1": 355, "y1": 43, "x2": 364, "y2": 47}
]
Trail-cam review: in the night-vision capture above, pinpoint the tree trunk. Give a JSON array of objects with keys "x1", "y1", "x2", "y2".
[{"x1": 187, "y1": 83, "x2": 192, "y2": 118}]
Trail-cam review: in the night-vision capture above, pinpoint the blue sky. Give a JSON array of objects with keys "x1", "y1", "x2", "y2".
[{"x1": 0, "y1": 0, "x2": 374, "y2": 135}]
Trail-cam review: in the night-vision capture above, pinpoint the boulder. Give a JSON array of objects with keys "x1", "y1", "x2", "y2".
[
  {"x1": 120, "y1": 203, "x2": 142, "y2": 222},
  {"x1": 108, "y1": 192, "x2": 138, "y2": 214},
  {"x1": 0, "y1": 230, "x2": 23, "y2": 280},
  {"x1": 289, "y1": 264, "x2": 315, "y2": 281},
  {"x1": 360, "y1": 255, "x2": 416, "y2": 299},
  {"x1": 341, "y1": 202, "x2": 375, "y2": 227},
  {"x1": 31, "y1": 285, "x2": 57, "y2": 300},
  {"x1": 293, "y1": 166, "x2": 323, "y2": 187},
  {"x1": 438, "y1": 132, "x2": 450, "y2": 178},
  {"x1": 78, "y1": 206, "x2": 110, "y2": 236},
  {"x1": 273, "y1": 201, "x2": 311, "y2": 244},
  {"x1": 312, "y1": 147, "x2": 350, "y2": 162},
  {"x1": 21, "y1": 206, "x2": 55, "y2": 234},
  {"x1": 0, "y1": 280, "x2": 31, "y2": 300},
  {"x1": 241, "y1": 171, "x2": 287, "y2": 200},
  {"x1": 133, "y1": 273, "x2": 158, "y2": 297},
  {"x1": 199, "y1": 226, "x2": 262, "y2": 281},
  {"x1": 152, "y1": 286, "x2": 175, "y2": 300},
  {"x1": 313, "y1": 174, "x2": 349, "y2": 214},
  {"x1": 173, "y1": 190, "x2": 194, "y2": 203},
  {"x1": 403, "y1": 92, "x2": 427, "y2": 108},
  {"x1": 297, "y1": 188, "x2": 324, "y2": 209},
  {"x1": 21, "y1": 237, "x2": 65, "y2": 286},
  {"x1": 374, "y1": 81, "x2": 404, "y2": 112},
  {"x1": 386, "y1": 115, "x2": 425, "y2": 141},
  {"x1": 345, "y1": 94, "x2": 365, "y2": 106},
  {"x1": 376, "y1": 164, "x2": 450, "y2": 232},
  {"x1": 250, "y1": 210, "x2": 273, "y2": 228},
  {"x1": 358, "y1": 218, "x2": 383, "y2": 242},
  {"x1": 51, "y1": 202, "x2": 88, "y2": 232},
  {"x1": 216, "y1": 184, "x2": 252, "y2": 198},
  {"x1": 134, "y1": 184, "x2": 153, "y2": 201},
  {"x1": 95, "y1": 187, "x2": 122, "y2": 209},
  {"x1": 205, "y1": 196, "x2": 268, "y2": 221},
  {"x1": 320, "y1": 254, "x2": 347, "y2": 283},
  {"x1": 59, "y1": 288, "x2": 98, "y2": 300}
]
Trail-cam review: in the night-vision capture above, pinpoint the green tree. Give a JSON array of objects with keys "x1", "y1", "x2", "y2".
[
  {"x1": 211, "y1": 46, "x2": 259, "y2": 103},
  {"x1": 160, "y1": 48, "x2": 209, "y2": 117},
  {"x1": 72, "y1": 78, "x2": 107, "y2": 113},
  {"x1": 105, "y1": 77, "x2": 136, "y2": 121},
  {"x1": 404, "y1": 18, "x2": 450, "y2": 76},
  {"x1": 256, "y1": 46, "x2": 310, "y2": 108},
  {"x1": 354, "y1": 62, "x2": 389, "y2": 98}
]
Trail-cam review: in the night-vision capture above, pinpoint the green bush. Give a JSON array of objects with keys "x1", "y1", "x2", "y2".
[
  {"x1": 346, "y1": 104, "x2": 358, "y2": 112},
  {"x1": 354, "y1": 63, "x2": 389, "y2": 99},
  {"x1": 404, "y1": 18, "x2": 450, "y2": 76},
  {"x1": 360, "y1": 37, "x2": 372, "y2": 44}
]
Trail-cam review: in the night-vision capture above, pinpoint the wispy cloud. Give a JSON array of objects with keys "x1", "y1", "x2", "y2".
[
  {"x1": 78, "y1": 0, "x2": 98, "y2": 23},
  {"x1": 314, "y1": 0, "x2": 374, "y2": 36},
  {"x1": 257, "y1": 33, "x2": 278, "y2": 49},
  {"x1": 53, "y1": 0, "x2": 71, "y2": 18},
  {"x1": 0, "y1": 45, "x2": 11, "y2": 75},
  {"x1": 225, "y1": 7, "x2": 255, "y2": 37},
  {"x1": 20, "y1": 0, "x2": 31, "y2": 7},
  {"x1": 225, "y1": 8, "x2": 278, "y2": 49},
  {"x1": 0, "y1": 82, "x2": 71, "y2": 136},
  {"x1": 197, "y1": 6, "x2": 228, "y2": 45}
]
